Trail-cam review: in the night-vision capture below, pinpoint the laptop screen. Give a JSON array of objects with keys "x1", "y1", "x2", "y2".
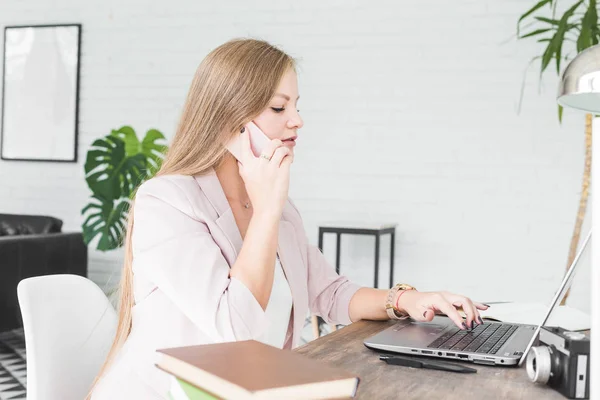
[{"x1": 517, "y1": 229, "x2": 592, "y2": 366}]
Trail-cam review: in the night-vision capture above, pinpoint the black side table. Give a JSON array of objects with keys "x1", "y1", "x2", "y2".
[{"x1": 318, "y1": 222, "x2": 397, "y2": 289}]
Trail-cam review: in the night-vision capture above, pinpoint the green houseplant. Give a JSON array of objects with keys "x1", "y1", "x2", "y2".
[
  {"x1": 82, "y1": 126, "x2": 168, "y2": 251},
  {"x1": 516, "y1": 0, "x2": 599, "y2": 303}
]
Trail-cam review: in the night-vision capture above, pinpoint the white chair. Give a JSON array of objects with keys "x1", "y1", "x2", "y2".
[{"x1": 17, "y1": 274, "x2": 118, "y2": 400}]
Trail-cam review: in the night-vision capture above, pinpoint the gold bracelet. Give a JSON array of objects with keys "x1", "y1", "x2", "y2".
[{"x1": 385, "y1": 283, "x2": 416, "y2": 320}]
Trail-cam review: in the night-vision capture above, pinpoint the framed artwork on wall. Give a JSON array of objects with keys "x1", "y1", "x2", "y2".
[{"x1": 1, "y1": 24, "x2": 81, "y2": 162}]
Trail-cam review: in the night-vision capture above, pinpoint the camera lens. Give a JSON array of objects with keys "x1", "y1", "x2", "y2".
[{"x1": 526, "y1": 346, "x2": 552, "y2": 383}]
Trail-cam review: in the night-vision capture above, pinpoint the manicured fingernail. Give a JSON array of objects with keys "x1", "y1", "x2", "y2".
[
  {"x1": 462, "y1": 322, "x2": 468, "y2": 330},
  {"x1": 470, "y1": 321, "x2": 475, "y2": 329},
  {"x1": 483, "y1": 304, "x2": 491, "y2": 307},
  {"x1": 423, "y1": 311, "x2": 428, "y2": 318},
  {"x1": 478, "y1": 317, "x2": 484, "y2": 324},
  {"x1": 240, "y1": 127, "x2": 245, "y2": 133}
]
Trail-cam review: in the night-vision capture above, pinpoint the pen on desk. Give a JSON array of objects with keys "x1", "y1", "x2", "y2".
[{"x1": 380, "y1": 355, "x2": 477, "y2": 374}]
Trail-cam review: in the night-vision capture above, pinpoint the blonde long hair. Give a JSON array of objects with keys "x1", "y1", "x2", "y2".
[{"x1": 88, "y1": 38, "x2": 296, "y2": 397}]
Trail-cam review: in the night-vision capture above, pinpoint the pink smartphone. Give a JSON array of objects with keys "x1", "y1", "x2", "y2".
[{"x1": 225, "y1": 121, "x2": 271, "y2": 163}]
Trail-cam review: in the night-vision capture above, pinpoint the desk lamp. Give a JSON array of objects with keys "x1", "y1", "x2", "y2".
[{"x1": 557, "y1": 43, "x2": 600, "y2": 397}]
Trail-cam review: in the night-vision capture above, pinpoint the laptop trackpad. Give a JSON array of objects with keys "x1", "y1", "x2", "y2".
[{"x1": 390, "y1": 317, "x2": 453, "y2": 347}]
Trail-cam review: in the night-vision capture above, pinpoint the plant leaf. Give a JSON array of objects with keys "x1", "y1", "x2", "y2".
[
  {"x1": 81, "y1": 126, "x2": 169, "y2": 251},
  {"x1": 554, "y1": 1, "x2": 584, "y2": 74},
  {"x1": 535, "y1": 16, "x2": 561, "y2": 25},
  {"x1": 577, "y1": 17, "x2": 592, "y2": 52},
  {"x1": 518, "y1": 0, "x2": 553, "y2": 35},
  {"x1": 84, "y1": 135, "x2": 147, "y2": 200},
  {"x1": 111, "y1": 126, "x2": 142, "y2": 158},
  {"x1": 81, "y1": 195, "x2": 131, "y2": 251},
  {"x1": 558, "y1": 104, "x2": 564, "y2": 123},
  {"x1": 520, "y1": 28, "x2": 553, "y2": 39},
  {"x1": 592, "y1": 0, "x2": 600, "y2": 45},
  {"x1": 141, "y1": 129, "x2": 168, "y2": 177},
  {"x1": 84, "y1": 137, "x2": 123, "y2": 200},
  {"x1": 541, "y1": 35, "x2": 557, "y2": 74},
  {"x1": 577, "y1": 0, "x2": 598, "y2": 51}
]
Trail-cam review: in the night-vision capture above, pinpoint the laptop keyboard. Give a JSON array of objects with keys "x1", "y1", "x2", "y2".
[{"x1": 427, "y1": 322, "x2": 519, "y2": 354}]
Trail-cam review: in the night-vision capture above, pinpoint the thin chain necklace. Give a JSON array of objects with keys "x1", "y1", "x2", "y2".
[{"x1": 227, "y1": 196, "x2": 251, "y2": 210}]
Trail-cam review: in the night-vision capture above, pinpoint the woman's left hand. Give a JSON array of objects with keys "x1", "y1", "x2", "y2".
[{"x1": 395, "y1": 290, "x2": 489, "y2": 330}]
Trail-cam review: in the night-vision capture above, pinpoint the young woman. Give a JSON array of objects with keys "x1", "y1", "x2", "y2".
[{"x1": 90, "y1": 38, "x2": 488, "y2": 399}]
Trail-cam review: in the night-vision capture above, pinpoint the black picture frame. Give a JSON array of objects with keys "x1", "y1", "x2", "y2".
[{"x1": 0, "y1": 23, "x2": 81, "y2": 162}]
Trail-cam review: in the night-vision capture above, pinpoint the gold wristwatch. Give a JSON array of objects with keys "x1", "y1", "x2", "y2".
[{"x1": 385, "y1": 283, "x2": 416, "y2": 320}]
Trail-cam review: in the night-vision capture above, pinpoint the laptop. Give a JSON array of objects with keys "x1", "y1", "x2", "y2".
[{"x1": 363, "y1": 230, "x2": 591, "y2": 367}]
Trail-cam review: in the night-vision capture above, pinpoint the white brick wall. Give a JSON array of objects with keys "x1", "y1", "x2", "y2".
[{"x1": 0, "y1": 0, "x2": 591, "y2": 312}]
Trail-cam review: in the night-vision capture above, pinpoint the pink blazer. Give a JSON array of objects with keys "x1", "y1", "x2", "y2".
[{"x1": 92, "y1": 169, "x2": 361, "y2": 399}]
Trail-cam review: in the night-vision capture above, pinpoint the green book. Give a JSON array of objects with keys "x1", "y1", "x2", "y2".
[{"x1": 169, "y1": 377, "x2": 218, "y2": 400}]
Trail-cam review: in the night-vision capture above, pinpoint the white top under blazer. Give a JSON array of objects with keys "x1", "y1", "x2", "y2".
[{"x1": 256, "y1": 254, "x2": 293, "y2": 348}]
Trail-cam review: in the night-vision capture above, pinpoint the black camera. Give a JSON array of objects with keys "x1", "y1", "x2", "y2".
[{"x1": 526, "y1": 326, "x2": 590, "y2": 399}]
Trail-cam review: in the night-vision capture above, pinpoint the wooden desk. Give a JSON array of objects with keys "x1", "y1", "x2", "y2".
[{"x1": 295, "y1": 320, "x2": 565, "y2": 400}]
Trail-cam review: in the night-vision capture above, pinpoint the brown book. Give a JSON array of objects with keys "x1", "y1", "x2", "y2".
[{"x1": 155, "y1": 340, "x2": 360, "y2": 399}]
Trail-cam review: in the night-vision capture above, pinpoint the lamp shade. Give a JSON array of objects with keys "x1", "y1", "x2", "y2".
[{"x1": 557, "y1": 44, "x2": 600, "y2": 113}]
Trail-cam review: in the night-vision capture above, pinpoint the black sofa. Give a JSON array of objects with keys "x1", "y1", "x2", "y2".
[{"x1": 0, "y1": 213, "x2": 88, "y2": 331}]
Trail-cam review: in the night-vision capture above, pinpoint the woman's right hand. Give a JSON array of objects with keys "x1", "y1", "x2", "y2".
[{"x1": 237, "y1": 129, "x2": 293, "y2": 218}]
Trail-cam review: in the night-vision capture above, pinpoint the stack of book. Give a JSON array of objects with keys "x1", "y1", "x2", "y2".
[{"x1": 155, "y1": 340, "x2": 360, "y2": 399}]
